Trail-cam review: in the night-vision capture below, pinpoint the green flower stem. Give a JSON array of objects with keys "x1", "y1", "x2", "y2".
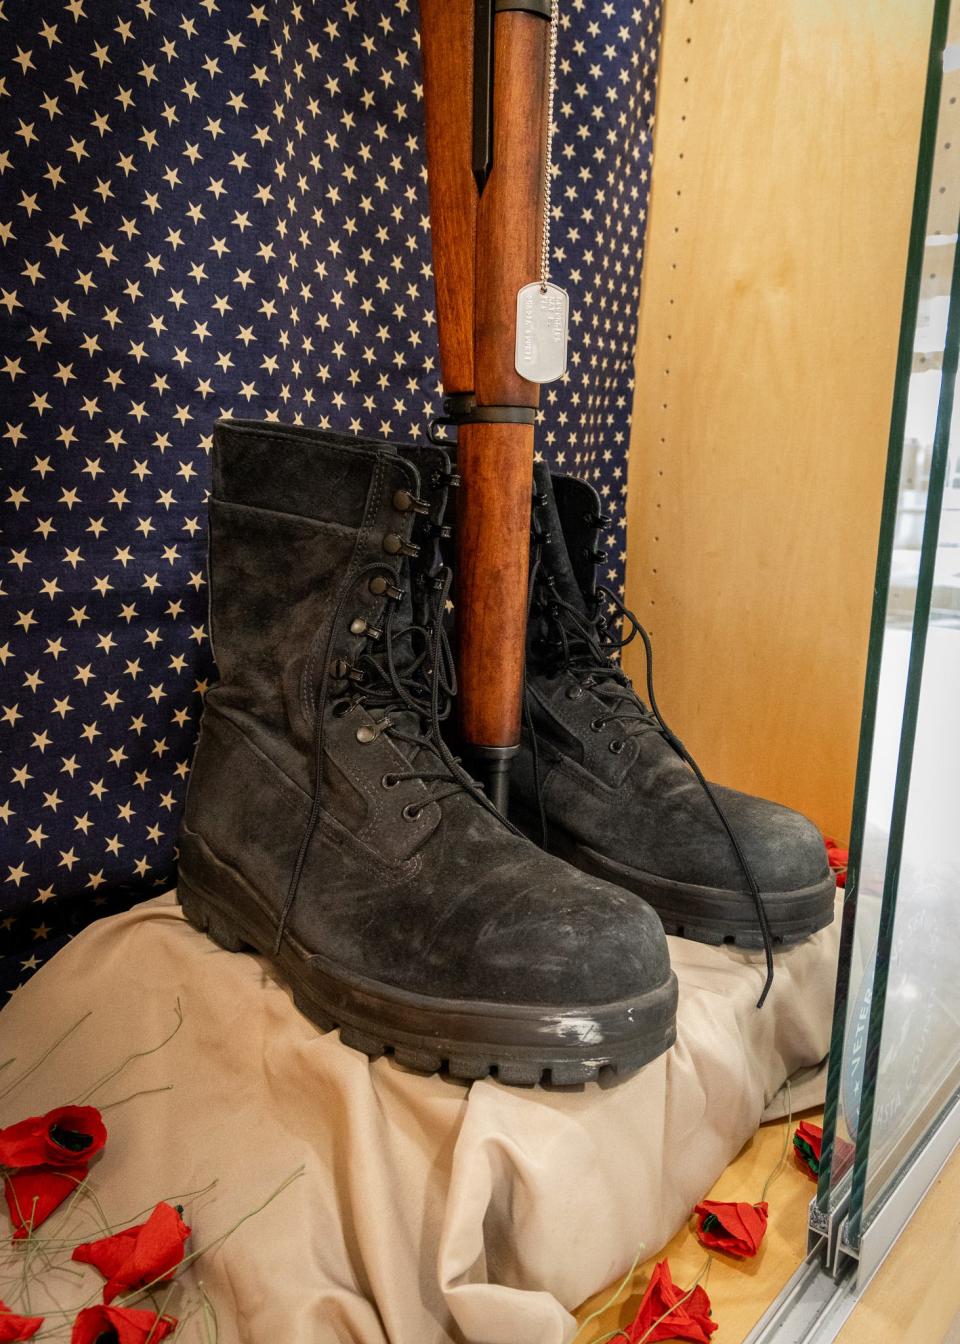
[
  {"x1": 0, "y1": 1013, "x2": 91, "y2": 1105},
  {"x1": 26, "y1": 1167, "x2": 304, "y2": 1320},
  {"x1": 760, "y1": 1079, "x2": 794, "y2": 1204},
  {"x1": 571, "y1": 1244, "x2": 646, "y2": 1343},
  {"x1": 632, "y1": 1255, "x2": 712, "y2": 1344},
  {"x1": 70, "y1": 1001, "x2": 183, "y2": 1106},
  {"x1": 99, "y1": 1085, "x2": 174, "y2": 1112},
  {"x1": 22, "y1": 1179, "x2": 218, "y2": 1252},
  {"x1": 199, "y1": 1281, "x2": 219, "y2": 1344},
  {"x1": 114, "y1": 1166, "x2": 305, "y2": 1309},
  {"x1": 143, "y1": 1282, "x2": 178, "y2": 1344}
]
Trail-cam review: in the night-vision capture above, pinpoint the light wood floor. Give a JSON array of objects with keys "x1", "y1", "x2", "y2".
[
  {"x1": 834, "y1": 1143, "x2": 960, "y2": 1344},
  {"x1": 574, "y1": 1111, "x2": 960, "y2": 1344},
  {"x1": 573, "y1": 1107, "x2": 823, "y2": 1342}
]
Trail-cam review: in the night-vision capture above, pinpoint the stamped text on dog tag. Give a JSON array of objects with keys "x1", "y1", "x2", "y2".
[{"x1": 515, "y1": 282, "x2": 569, "y2": 385}]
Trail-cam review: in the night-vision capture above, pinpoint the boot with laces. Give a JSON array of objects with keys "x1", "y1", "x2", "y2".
[
  {"x1": 510, "y1": 464, "x2": 835, "y2": 1005},
  {"x1": 177, "y1": 420, "x2": 678, "y2": 1084}
]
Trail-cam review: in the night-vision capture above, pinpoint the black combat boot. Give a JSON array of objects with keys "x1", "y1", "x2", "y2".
[
  {"x1": 511, "y1": 464, "x2": 835, "y2": 1005},
  {"x1": 177, "y1": 420, "x2": 677, "y2": 1084}
]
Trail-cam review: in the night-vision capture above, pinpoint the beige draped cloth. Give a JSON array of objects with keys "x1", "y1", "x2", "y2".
[{"x1": 0, "y1": 892, "x2": 839, "y2": 1343}]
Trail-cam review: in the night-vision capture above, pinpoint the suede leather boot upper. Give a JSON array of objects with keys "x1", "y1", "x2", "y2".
[
  {"x1": 177, "y1": 420, "x2": 677, "y2": 1085},
  {"x1": 511, "y1": 464, "x2": 835, "y2": 993}
]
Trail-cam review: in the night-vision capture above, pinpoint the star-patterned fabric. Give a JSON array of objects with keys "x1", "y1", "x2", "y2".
[{"x1": 0, "y1": 0, "x2": 662, "y2": 995}]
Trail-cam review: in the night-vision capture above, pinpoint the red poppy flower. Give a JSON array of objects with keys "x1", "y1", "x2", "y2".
[
  {"x1": 73, "y1": 1201, "x2": 191, "y2": 1303},
  {"x1": 824, "y1": 838, "x2": 848, "y2": 888},
  {"x1": 694, "y1": 1200, "x2": 768, "y2": 1258},
  {"x1": 0, "y1": 1106, "x2": 106, "y2": 1171},
  {"x1": 623, "y1": 1260, "x2": 718, "y2": 1343},
  {"x1": 793, "y1": 1120, "x2": 823, "y2": 1179},
  {"x1": 0, "y1": 1299, "x2": 43, "y2": 1342},
  {"x1": 71, "y1": 1306, "x2": 176, "y2": 1344},
  {"x1": 4, "y1": 1163, "x2": 89, "y2": 1239}
]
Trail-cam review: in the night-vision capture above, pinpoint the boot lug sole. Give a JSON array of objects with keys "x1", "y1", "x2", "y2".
[
  {"x1": 177, "y1": 854, "x2": 677, "y2": 1088},
  {"x1": 523, "y1": 822, "x2": 837, "y2": 948}
]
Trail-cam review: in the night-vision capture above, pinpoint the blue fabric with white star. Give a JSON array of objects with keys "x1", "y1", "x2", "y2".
[{"x1": 0, "y1": 0, "x2": 662, "y2": 994}]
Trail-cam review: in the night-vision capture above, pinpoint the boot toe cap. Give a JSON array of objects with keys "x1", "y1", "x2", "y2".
[
  {"x1": 709, "y1": 786, "x2": 831, "y2": 894},
  {"x1": 467, "y1": 869, "x2": 672, "y2": 1007},
  {"x1": 310, "y1": 850, "x2": 673, "y2": 1010}
]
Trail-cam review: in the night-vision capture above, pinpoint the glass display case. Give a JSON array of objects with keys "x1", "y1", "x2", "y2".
[{"x1": 750, "y1": 0, "x2": 960, "y2": 1336}]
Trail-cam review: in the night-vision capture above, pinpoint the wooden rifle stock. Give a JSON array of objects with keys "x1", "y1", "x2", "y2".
[
  {"x1": 419, "y1": 0, "x2": 477, "y2": 397},
  {"x1": 420, "y1": 0, "x2": 550, "y2": 811}
]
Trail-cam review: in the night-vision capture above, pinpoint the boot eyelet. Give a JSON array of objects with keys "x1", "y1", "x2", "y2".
[
  {"x1": 369, "y1": 575, "x2": 404, "y2": 601},
  {"x1": 402, "y1": 802, "x2": 422, "y2": 821},
  {"x1": 609, "y1": 739, "x2": 626, "y2": 754},
  {"x1": 566, "y1": 686, "x2": 584, "y2": 701},
  {"x1": 382, "y1": 773, "x2": 400, "y2": 789},
  {"x1": 590, "y1": 717, "x2": 605, "y2": 732},
  {"x1": 383, "y1": 532, "x2": 420, "y2": 558},
  {"x1": 357, "y1": 717, "x2": 392, "y2": 744},
  {"x1": 349, "y1": 616, "x2": 382, "y2": 640},
  {"x1": 331, "y1": 658, "x2": 364, "y2": 683},
  {"x1": 393, "y1": 488, "x2": 430, "y2": 515}
]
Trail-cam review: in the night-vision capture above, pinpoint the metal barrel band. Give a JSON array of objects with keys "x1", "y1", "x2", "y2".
[
  {"x1": 494, "y1": 1, "x2": 551, "y2": 14},
  {"x1": 428, "y1": 402, "x2": 536, "y2": 446}
]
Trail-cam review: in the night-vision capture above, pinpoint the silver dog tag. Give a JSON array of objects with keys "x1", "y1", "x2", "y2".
[{"x1": 515, "y1": 282, "x2": 569, "y2": 384}]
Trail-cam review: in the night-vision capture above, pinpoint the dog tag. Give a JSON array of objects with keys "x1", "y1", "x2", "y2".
[{"x1": 515, "y1": 282, "x2": 569, "y2": 384}]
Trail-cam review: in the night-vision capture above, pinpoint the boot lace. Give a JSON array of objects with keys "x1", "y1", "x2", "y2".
[
  {"x1": 336, "y1": 564, "x2": 476, "y2": 813},
  {"x1": 528, "y1": 539, "x2": 776, "y2": 1009},
  {"x1": 276, "y1": 560, "x2": 513, "y2": 951}
]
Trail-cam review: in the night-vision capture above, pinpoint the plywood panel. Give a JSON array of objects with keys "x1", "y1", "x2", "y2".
[{"x1": 624, "y1": 0, "x2": 934, "y2": 839}]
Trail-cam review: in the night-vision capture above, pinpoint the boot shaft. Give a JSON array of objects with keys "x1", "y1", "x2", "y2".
[
  {"x1": 207, "y1": 419, "x2": 428, "y2": 768},
  {"x1": 531, "y1": 461, "x2": 609, "y2": 620},
  {"x1": 195, "y1": 418, "x2": 465, "y2": 867}
]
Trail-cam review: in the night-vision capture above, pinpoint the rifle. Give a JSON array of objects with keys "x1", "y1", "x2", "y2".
[{"x1": 419, "y1": 0, "x2": 562, "y2": 813}]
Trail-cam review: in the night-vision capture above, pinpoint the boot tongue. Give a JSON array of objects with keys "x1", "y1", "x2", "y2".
[{"x1": 533, "y1": 462, "x2": 589, "y2": 615}]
